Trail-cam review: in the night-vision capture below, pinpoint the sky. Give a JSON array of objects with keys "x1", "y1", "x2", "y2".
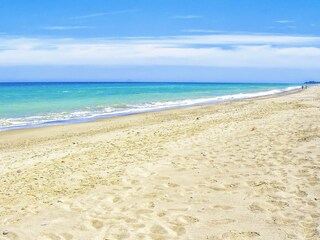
[{"x1": 0, "y1": 0, "x2": 320, "y2": 82}]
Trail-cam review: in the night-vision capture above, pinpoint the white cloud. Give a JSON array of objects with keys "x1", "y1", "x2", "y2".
[
  {"x1": 137, "y1": 34, "x2": 320, "y2": 45},
  {"x1": 182, "y1": 29, "x2": 222, "y2": 33},
  {"x1": 0, "y1": 34, "x2": 320, "y2": 69},
  {"x1": 275, "y1": 20, "x2": 295, "y2": 24},
  {"x1": 71, "y1": 9, "x2": 138, "y2": 19}
]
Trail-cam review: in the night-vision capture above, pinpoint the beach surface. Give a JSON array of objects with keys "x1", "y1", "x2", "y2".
[{"x1": 0, "y1": 87, "x2": 319, "y2": 240}]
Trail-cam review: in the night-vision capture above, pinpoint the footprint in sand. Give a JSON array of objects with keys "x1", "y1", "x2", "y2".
[
  {"x1": 91, "y1": 219, "x2": 104, "y2": 229},
  {"x1": 123, "y1": 217, "x2": 136, "y2": 223},
  {"x1": 132, "y1": 223, "x2": 146, "y2": 229},
  {"x1": 205, "y1": 236, "x2": 223, "y2": 240},
  {"x1": 224, "y1": 183, "x2": 240, "y2": 189},
  {"x1": 208, "y1": 218, "x2": 236, "y2": 225},
  {"x1": 177, "y1": 167, "x2": 187, "y2": 172},
  {"x1": 43, "y1": 233, "x2": 62, "y2": 240},
  {"x1": 135, "y1": 208, "x2": 154, "y2": 215},
  {"x1": 171, "y1": 224, "x2": 186, "y2": 236},
  {"x1": 213, "y1": 205, "x2": 234, "y2": 210},
  {"x1": 150, "y1": 224, "x2": 168, "y2": 234},
  {"x1": 156, "y1": 176, "x2": 171, "y2": 180},
  {"x1": 61, "y1": 233, "x2": 74, "y2": 240},
  {"x1": 106, "y1": 195, "x2": 121, "y2": 203},
  {"x1": 157, "y1": 211, "x2": 167, "y2": 217},
  {"x1": 267, "y1": 200, "x2": 289, "y2": 209},
  {"x1": 78, "y1": 224, "x2": 89, "y2": 231},
  {"x1": 249, "y1": 203, "x2": 265, "y2": 213},
  {"x1": 222, "y1": 231, "x2": 261, "y2": 239},
  {"x1": 177, "y1": 215, "x2": 200, "y2": 224},
  {"x1": 166, "y1": 182, "x2": 180, "y2": 188},
  {"x1": 268, "y1": 215, "x2": 295, "y2": 225},
  {"x1": 104, "y1": 225, "x2": 130, "y2": 239}
]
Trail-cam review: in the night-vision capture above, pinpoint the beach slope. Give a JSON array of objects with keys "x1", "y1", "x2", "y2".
[{"x1": 0, "y1": 87, "x2": 319, "y2": 240}]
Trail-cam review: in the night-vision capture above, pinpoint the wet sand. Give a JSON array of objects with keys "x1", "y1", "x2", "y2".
[{"x1": 0, "y1": 87, "x2": 319, "y2": 240}]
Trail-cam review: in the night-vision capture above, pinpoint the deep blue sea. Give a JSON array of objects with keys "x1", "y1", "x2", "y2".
[{"x1": 0, "y1": 82, "x2": 300, "y2": 131}]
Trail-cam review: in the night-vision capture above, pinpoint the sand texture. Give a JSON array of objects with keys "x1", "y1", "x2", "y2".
[{"x1": 0, "y1": 87, "x2": 319, "y2": 240}]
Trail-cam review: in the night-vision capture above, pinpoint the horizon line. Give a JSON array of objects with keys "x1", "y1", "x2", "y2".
[{"x1": 0, "y1": 81, "x2": 303, "y2": 84}]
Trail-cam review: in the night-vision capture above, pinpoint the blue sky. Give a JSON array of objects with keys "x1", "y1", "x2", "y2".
[{"x1": 0, "y1": 0, "x2": 320, "y2": 82}]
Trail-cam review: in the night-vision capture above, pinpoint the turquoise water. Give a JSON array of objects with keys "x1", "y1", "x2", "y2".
[{"x1": 0, "y1": 82, "x2": 300, "y2": 131}]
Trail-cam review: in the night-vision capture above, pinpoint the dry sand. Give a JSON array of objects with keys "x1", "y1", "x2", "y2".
[{"x1": 0, "y1": 87, "x2": 319, "y2": 240}]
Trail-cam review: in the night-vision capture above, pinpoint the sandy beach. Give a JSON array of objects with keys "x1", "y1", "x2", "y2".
[{"x1": 0, "y1": 86, "x2": 319, "y2": 240}]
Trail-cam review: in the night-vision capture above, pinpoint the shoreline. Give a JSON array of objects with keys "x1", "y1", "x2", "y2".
[
  {"x1": 0, "y1": 86, "x2": 319, "y2": 240},
  {"x1": 0, "y1": 86, "x2": 302, "y2": 133}
]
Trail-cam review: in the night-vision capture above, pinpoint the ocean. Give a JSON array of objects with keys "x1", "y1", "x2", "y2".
[{"x1": 0, "y1": 82, "x2": 300, "y2": 131}]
